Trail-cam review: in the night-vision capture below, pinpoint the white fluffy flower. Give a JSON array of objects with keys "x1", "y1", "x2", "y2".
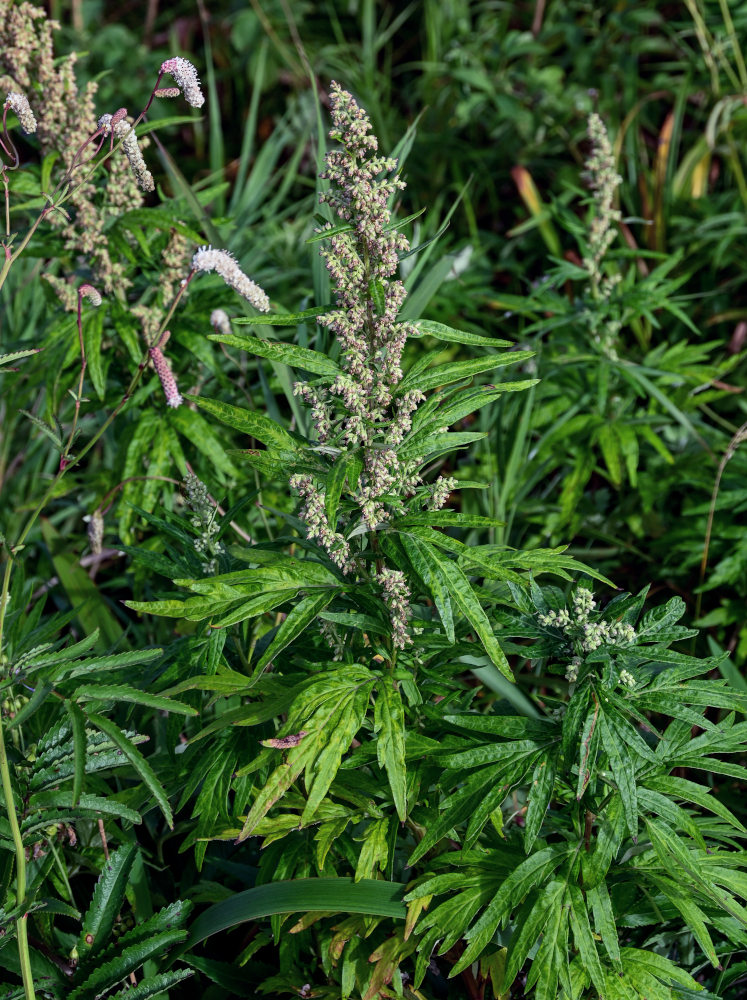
[
  {"x1": 192, "y1": 246, "x2": 270, "y2": 312},
  {"x1": 4, "y1": 91, "x2": 36, "y2": 133},
  {"x1": 160, "y1": 57, "x2": 205, "y2": 109},
  {"x1": 99, "y1": 113, "x2": 154, "y2": 192}
]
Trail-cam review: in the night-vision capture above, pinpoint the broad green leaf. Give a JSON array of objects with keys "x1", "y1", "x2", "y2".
[
  {"x1": 374, "y1": 679, "x2": 407, "y2": 821},
  {"x1": 86, "y1": 713, "x2": 173, "y2": 828},
  {"x1": 400, "y1": 351, "x2": 534, "y2": 395},
  {"x1": 209, "y1": 332, "x2": 341, "y2": 376},
  {"x1": 256, "y1": 589, "x2": 337, "y2": 671},
  {"x1": 411, "y1": 320, "x2": 512, "y2": 348},
  {"x1": 178, "y1": 878, "x2": 405, "y2": 954},
  {"x1": 233, "y1": 305, "x2": 330, "y2": 324},
  {"x1": 187, "y1": 394, "x2": 300, "y2": 452},
  {"x1": 77, "y1": 843, "x2": 137, "y2": 961}
]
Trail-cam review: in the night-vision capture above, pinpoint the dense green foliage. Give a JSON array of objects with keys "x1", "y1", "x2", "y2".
[{"x1": 1, "y1": 1, "x2": 747, "y2": 998}]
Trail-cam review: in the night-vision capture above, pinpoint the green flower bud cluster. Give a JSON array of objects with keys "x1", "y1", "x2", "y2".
[
  {"x1": 537, "y1": 588, "x2": 637, "y2": 654},
  {"x1": 183, "y1": 472, "x2": 223, "y2": 574}
]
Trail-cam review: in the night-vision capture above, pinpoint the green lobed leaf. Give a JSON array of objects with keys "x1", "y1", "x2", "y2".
[
  {"x1": 255, "y1": 589, "x2": 337, "y2": 671},
  {"x1": 25, "y1": 791, "x2": 141, "y2": 827},
  {"x1": 600, "y1": 714, "x2": 638, "y2": 840},
  {"x1": 524, "y1": 754, "x2": 556, "y2": 853},
  {"x1": 86, "y1": 713, "x2": 173, "y2": 828},
  {"x1": 567, "y1": 883, "x2": 606, "y2": 996},
  {"x1": 374, "y1": 679, "x2": 408, "y2": 822},
  {"x1": 399, "y1": 533, "x2": 454, "y2": 642},
  {"x1": 77, "y1": 843, "x2": 137, "y2": 962},
  {"x1": 587, "y1": 881, "x2": 621, "y2": 969},
  {"x1": 503, "y1": 880, "x2": 566, "y2": 988},
  {"x1": 431, "y1": 550, "x2": 513, "y2": 680},
  {"x1": 325, "y1": 451, "x2": 352, "y2": 525},
  {"x1": 69, "y1": 930, "x2": 187, "y2": 1000},
  {"x1": 65, "y1": 700, "x2": 87, "y2": 806},
  {"x1": 107, "y1": 970, "x2": 194, "y2": 1000}
]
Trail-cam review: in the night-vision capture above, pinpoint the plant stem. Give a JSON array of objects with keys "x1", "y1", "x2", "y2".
[{"x1": 0, "y1": 674, "x2": 35, "y2": 999}]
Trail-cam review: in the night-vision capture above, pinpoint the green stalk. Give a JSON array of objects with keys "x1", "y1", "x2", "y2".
[{"x1": 0, "y1": 557, "x2": 35, "y2": 1000}]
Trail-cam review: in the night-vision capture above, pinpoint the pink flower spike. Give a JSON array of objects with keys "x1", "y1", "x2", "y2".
[
  {"x1": 149, "y1": 344, "x2": 182, "y2": 408},
  {"x1": 79, "y1": 284, "x2": 102, "y2": 307}
]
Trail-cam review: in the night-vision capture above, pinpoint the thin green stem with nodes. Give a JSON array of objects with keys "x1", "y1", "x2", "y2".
[{"x1": 0, "y1": 260, "x2": 194, "y2": 1000}]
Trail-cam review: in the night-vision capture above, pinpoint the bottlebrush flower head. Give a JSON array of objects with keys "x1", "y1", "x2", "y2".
[
  {"x1": 192, "y1": 246, "x2": 270, "y2": 312},
  {"x1": 160, "y1": 57, "x2": 205, "y2": 109},
  {"x1": 4, "y1": 91, "x2": 36, "y2": 134}
]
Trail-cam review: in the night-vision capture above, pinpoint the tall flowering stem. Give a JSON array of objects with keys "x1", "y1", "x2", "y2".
[
  {"x1": 289, "y1": 83, "x2": 434, "y2": 653},
  {"x1": 294, "y1": 84, "x2": 427, "y2": 548}
]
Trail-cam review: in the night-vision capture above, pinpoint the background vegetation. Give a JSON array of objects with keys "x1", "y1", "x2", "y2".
[{"x1": 2, "y1": 0, "x2": 747, "y2": 997}]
